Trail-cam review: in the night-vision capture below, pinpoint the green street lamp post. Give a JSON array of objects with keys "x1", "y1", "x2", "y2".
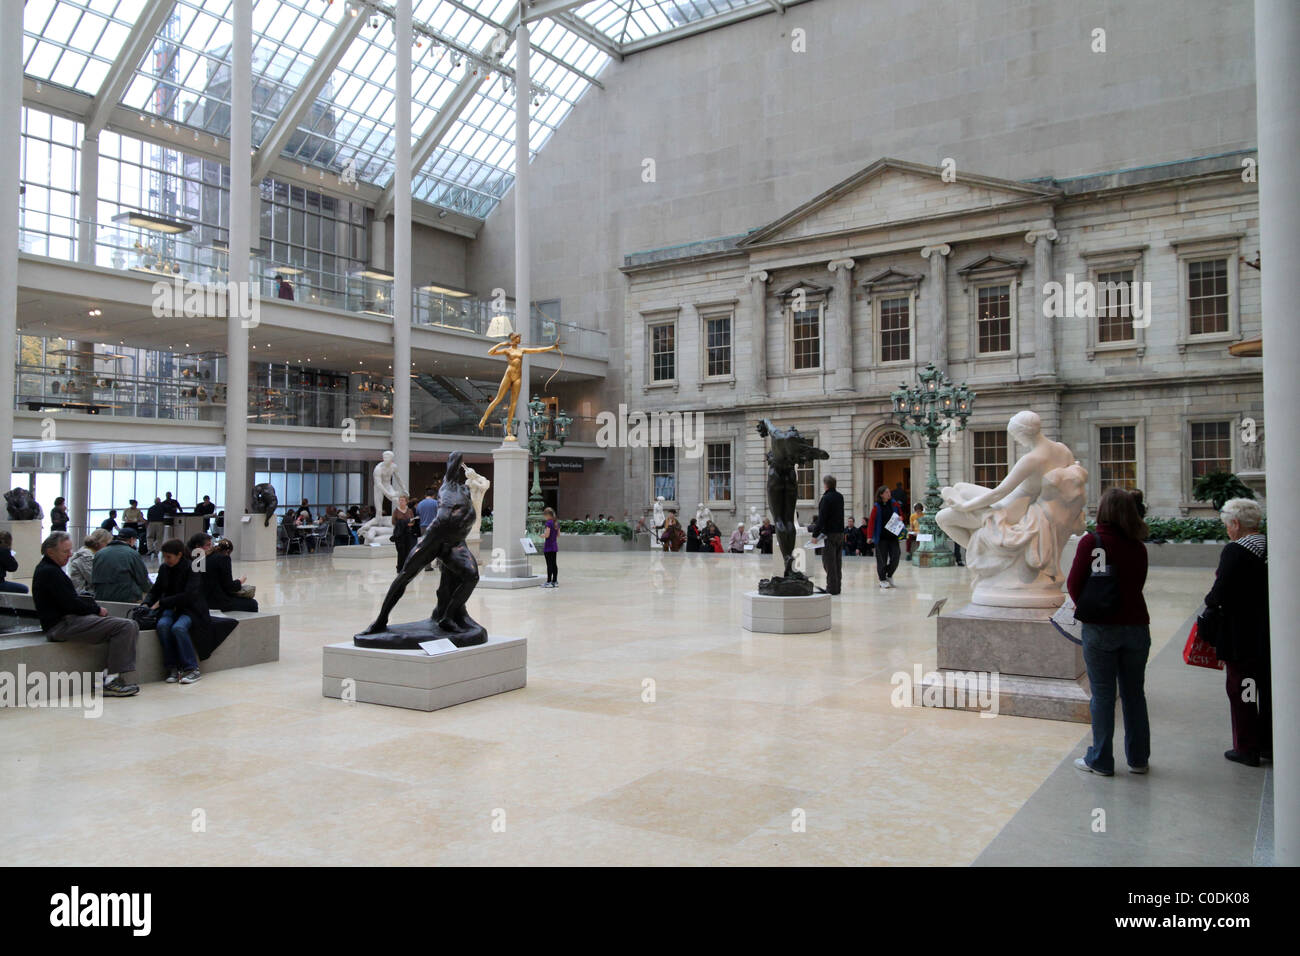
[
  {"x1": 524, "y1": 394, "x2": 572, "y2": 536},
  {"x1": 890, "y1": 364, "x2": 975, "y2": 568}
]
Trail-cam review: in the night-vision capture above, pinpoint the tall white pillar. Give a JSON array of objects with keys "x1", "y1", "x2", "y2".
[
  {"x1": 0, "y1": 0, "x2": 21, "y2": 481},
  {"x1": 69, "y1": 452, "x2": 90, "y2": 535},
  {"x1": 78, "y1": 136, "x2": 99, "y2": 265},
  {"x1": 748, "y1": 271, "x2": 769, "y2": 396},
  {"x1": 920, "y1": 244, "x2": 951, "y2": 373},
  {"x1": 392, "y1": 0, "x2": 412, "y2": 484},
  {"x1": 1256, "y1": 0, "x2": 1299, "y2": 867},
  {"x1": 225, "y1": 0, "x2": 252, "y2": 551},
  {"x1": 827, "y1": 259, "x2": 856, "y2": 391},
  {"x1": 514, "y1": 15, "x2": 531, "y2": 440},
  {"x1": 1025, "y1": 229, "x2": 1058, "y2": 377}
]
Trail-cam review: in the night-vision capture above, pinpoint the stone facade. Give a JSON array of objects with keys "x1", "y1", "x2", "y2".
[{"x1": 620, "y1": 156, "x2": 1263, "y2": 523}]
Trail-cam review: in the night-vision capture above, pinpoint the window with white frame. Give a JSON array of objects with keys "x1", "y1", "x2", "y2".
[
  {"x1": 1081, "y1": 247, "x2": 1146, "y2": 359},
  {"x1": 653, "y1": 445, "x2": 677, "y2": 501},
  {"x1": 1173, "y1": 236, "x2": 1241, "y2": 350},
  {"x1": 791, "y1": 304, "x2": 822, "y2": 370},
  {"x1": 648, "y1": 321, "x2": 676, "y2": 383},
  {"x1": 1189, "y1": 421, "x2": 1233, "y2": 479},
  {"x1": 1098, "y1": 425, "x2": 1139, "y2": 493},
  {"x1": 977, "y1": 284, "x2": 1013, "y2": 354},
  {"x1": 878, "y1": 296, "x2": 911, "y2": 363},
  {"x1": 706, "y1": 442, "x2": 732, "y2": 502},
  {"x1": 704, "y1": 312, "x2": 732, "y2": 378},
  {"x1": 1096, "y1": 269, "x2": 1136, "y2": 343},
  {"x1": 972, "y1": 430, "x2": 1010, "y2": 485},
  {"x1": 1187, "y1": 258, "x2": 1230, "y2": 336}
]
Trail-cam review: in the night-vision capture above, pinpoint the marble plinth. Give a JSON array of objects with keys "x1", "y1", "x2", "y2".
[
  {"x1": 478, "y1": 443, "x2": 542, "y2": 589},
  {"x1": 333, "y1": 542, "x2": 398, "y2": 563},
  {"x1": 742, "y1": 591, "x2": 832, "y2": 634},
  {"x1": 235, "y1": 516, "x2": 278, "y2": 562},
  {"x1": 931, "y1": 603, "x2": 1089, "y2": 722},
  {"x1": 322, "y1": 634, "x2": 526, "y2": 711},
  {"x1": 0, "y1": 520, "x2": 42, "y2": 579}
]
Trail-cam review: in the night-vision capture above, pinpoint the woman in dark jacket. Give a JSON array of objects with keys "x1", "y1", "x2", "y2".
[
  {"x1": 390, "y1": 494, "x2": 419, "y2": 571},
  {"x1": 757, "y1": 518, "x2": 774, "y2": 554},
  {"x1": 145, "y1": 538, "x2": 236, "y2": 682},
  {"x1": 1203, "y1": 497, "x2": 1270, "y2": 767},
  {"x1": 0, "y1": 531, "x2": 29, "y2": 593},
  {"x1": 201, "y1": 545, "x2": 259, "y2": 613},
  {"x1": 866, "y1": 486, "x2": 904, "y2": 588},
  {"x1": 686, "y1": 519, "x2": 701, "y2": 552},
  {"x1": 49, "y1": 497, "x2": 69, "y2": 532},
  {"x1": 1067, "y1": 488, "x2": 1151, "y2": 776}
]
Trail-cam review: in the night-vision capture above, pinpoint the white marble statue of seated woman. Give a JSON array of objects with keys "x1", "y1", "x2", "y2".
[{"x1": 936, "y1": 410, "x2": 1088, "y2": 608}]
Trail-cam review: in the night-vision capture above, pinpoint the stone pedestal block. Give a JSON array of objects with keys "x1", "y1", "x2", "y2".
[
  {"x1": 928, "y1": 603, "x2": 1089, "y2": 721},
  {"x1": 333, "y1": 542, "x2": 398, "y2": 563},
  {"x1": 235, "y1": 515, "x2": 278, "y2": 562},
  {"x1": 0, "y1": 520, "x2": 43, "y2": 579},
  {"x1": 322, "y1": 633, "x2": 526, "y2": 711},
  {"x1": 742, "y1": 591, "x2": 832, "y2": 634},
  {"x1": 478, "y1": 442, "x2": 540, "y2": 589}
]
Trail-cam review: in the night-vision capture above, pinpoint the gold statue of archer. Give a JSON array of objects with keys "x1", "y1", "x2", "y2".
[{"x1": 477, "y1": 332, "x2": 559, "y2": 440}]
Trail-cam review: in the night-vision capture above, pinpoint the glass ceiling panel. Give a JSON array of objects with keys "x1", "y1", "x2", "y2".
[
  {"x1": 573, "y1": 0, "x2": 762, "y2": 45},
  {"x1": 23, "y1": 0, "x2": 145, "y2": 95}
]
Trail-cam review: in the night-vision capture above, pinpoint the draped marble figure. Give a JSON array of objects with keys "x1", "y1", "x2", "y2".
[{"x1": 936, "y1": 410, "x2": 1088, "y2": 608}]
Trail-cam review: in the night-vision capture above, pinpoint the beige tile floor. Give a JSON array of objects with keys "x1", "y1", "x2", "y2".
[{"x1": 0, "y1": 548, "x2": 1211, "y2": 866}]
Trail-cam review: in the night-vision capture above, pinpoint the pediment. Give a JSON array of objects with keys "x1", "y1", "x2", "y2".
[
  {"x1": 860, "y1": 266, "x2": 924, "y2": 291},
  {"x1": 775, "y1": 280, "x2": 832, "y2": 302},
  {"x1": 740, "y1": 158, "x2": 1061, "y2": 247},
  {"x1": 956, "y1": 253, "x2": 1028, "y2": 277}
]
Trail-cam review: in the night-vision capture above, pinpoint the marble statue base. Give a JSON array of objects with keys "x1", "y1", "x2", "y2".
[
  {"x1": 354, "y1": 616, "x2": 487, "y2": 649},
  {"x1": 742, "y1": 591, "x2": 832, "y2": 634},
  {"x1": 478, "y1": 442, "x2": 542, "y2": 589},
  {"x1": 927, "y1": 603, "x2": 1089, "y2": 722},
  {"x1": 235, "y1": 516, "x2": 278, "y2": 562},
  {"x1": 0, "y1": 520, "x2": 42, "y2": 578},
  {"x1": 322, "y1": 634, "x2": 526, "y2": 711},
  {"x1": 333, "y1": 542, "x2": 398, "y2": 563},
  {"x1": 757, "y1": 571, "x2": 818, "y2": 596}
]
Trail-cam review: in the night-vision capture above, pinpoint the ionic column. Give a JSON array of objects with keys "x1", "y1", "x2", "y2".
[
  {"x1": 748, "y1": 271, "x2": 769, "y2": 396},
  {"x1": 1025, "y1": 228, "x2": 1059, "y2": 377},
  {"x1": 827, "y1": 258, "x2": 856, "y2": 391},
  {"x1": 920, "y1": 244, "x2": 951, "y2": 373}
]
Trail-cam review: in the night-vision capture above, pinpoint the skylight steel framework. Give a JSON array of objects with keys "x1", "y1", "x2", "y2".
[{"x1": 22, "y1": 0, "x2": 814, "y2": 223}]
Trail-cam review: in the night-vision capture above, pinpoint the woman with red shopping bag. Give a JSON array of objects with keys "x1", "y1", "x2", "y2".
[
  {"x1": 1203, "y1": 497, "x2": 1271, "y2": 768},
  {"x1": 1067, "y1": 488, "x2": 1151, "y2": 777}
]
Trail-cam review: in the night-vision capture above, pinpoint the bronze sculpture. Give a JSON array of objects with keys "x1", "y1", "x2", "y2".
[
  {"x1": 356, "y1": 451, "x2": 486, "y2": 648},
  {"x1": 756, "y1": 419, "x2": 829, "y2": 596},
  {"x1": 4, "y1": 488, "x2": 43, "y2": 521},
  {"x1": 251, "y1": 483, "x2": 278, "y2": 527}
]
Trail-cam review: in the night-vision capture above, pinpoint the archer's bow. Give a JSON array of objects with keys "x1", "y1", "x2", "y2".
[{"x1": 543, "y1": 339, "x2": 566, "y2": 392}]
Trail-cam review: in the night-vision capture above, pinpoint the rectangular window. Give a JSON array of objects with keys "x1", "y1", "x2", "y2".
[
  {"x1": 1190, "y1": 421, "x2": 1232, "y2": 478},
  {"x1": 977, "y1": 285, "x2": 1012, "y2": 353},
  {"x1": 653, "y1": 446, "x2": 676, "y2": 501},
  {"x1": 705, "y1": 314, "x2": 732, "y2": 377},
  {"x1": 1096, "y1": 269, "x2": 1135, "y2": 343},
  {"x1": 1188, "y1": 258, "x2": 1229, "y2": 335},
  {"x1": 972, "y1": 430, "x2": 1010, "y2": 485},
  {"x1": 879, "y1": 296, "x2": 911, "y2": 363},
  {"x1": 706, "y1": 443, "x2": 732, "y2": 501},
  {"x1": 1098, "y1": 425, "x2": 1138, "y2": 492},
  {"x1": 650, "y1": 323, "x2": 675, "y2": 382},
  {"x1": 796, "y1": 460, "x2": 816, "y2": 501},
  {"x1": 792, "y1": 307, "x2": 821, "y2": 370}
]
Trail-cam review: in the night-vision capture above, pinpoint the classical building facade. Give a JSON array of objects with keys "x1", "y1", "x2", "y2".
[{"x1": 621, "y1": 155, "x2": 1263, "y2": 523}]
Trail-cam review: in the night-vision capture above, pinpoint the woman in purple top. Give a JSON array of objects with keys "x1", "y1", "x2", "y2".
[{"x1": 542, "y1": 507, "x2": 559, "y2": 588}]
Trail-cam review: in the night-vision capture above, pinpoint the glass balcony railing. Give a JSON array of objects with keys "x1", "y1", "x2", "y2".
[
  {"x1": 14, "y1": 364, "x2": 602, "y2": 443},
  {"x1": 17, "y1": 213, "x2": 609, "y2": 360}
]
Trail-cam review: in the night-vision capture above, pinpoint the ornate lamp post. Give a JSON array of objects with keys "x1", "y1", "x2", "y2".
[
  {"x1": 890, "y1": 363, "x2": 975, "y2": 568},
  {"x1": 524, "y1": 394, "x2": 572, "y2": 535}
]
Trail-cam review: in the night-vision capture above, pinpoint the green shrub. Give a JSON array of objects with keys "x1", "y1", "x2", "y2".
[
  {"x1": 1192, "y1": 472, "x2": 1256, "y2": 511},
  {"x1": 477, "y1": 517, "x2": 634, "y2": 542},
  {"x1": 1084, "y1": 515, "x2": 1256, "y2": 543}
]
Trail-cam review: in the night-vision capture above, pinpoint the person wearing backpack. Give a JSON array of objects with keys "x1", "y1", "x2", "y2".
[{"x1": 1067, "y1": 488, "x2": 1151, "y2": 777}]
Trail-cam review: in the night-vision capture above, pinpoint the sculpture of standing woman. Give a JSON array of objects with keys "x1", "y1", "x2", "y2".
[
  {"x1": 756, "y1": 419, "x2": 829, "y2": 595},
  {"x1": 476, "y1": 333, "x2": 559, "y2": 441}
]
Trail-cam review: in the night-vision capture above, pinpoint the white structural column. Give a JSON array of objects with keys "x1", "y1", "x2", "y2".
[
  {"x1": 1256, "y1": 0, "x2": 1299, "y2": 866},
  {"x1": 69, "y1": 453, "x2": 90, "y2": 534},
  {"x1": 827, "y1": 259, "x2": 856, "y2": 391},
  {"x1": 0, "y1": 0, "x2": 20, "y2": 480},
  {"x1": 748, "y1": 271, "x2": 769, "y2": 395},
  {"x1": 514, "y1": 12, "x2": 532, "y2": 440},
  {"x1": 225, "y1": 0, "x2": 252, "y2": 550},
  {"x1": 920, "y1": 244, "x2": 951, "y2": 373},
  {"x1": 1025, "y1": 229, "x2": 1058, "y2": 377},
  {"x1": 392, "y1": 0, "x2": 412, "y2": 482},
  {"x1": 78, "y1": 136, "x2": 99, "y2": 265}
]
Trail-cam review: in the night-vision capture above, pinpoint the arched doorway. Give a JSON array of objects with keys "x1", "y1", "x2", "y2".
[{"x1": 866, "y1": 427, "x2": 915, "y2": 513}]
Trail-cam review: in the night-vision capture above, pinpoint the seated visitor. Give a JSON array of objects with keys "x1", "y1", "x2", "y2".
[
  {"x1": 660, "y1": 513, "x2": 685, "y2": 551},
  {"x1": 0, "y1": 531, "x2": 29, "y2": 593},
  {"x1": 69, "y1": 529, "x2": 112, "y2": 593},
  {"x1": 33, "y1": 532, "x2": 140, "y2": 697},
  {"x1": 729, "y1": 523, "x2": 747, "y2": 553},
  {"x1": 100, "y1": 509, "x2": 119, "y2": 533},
  {"x1": 91, "y1": 530, "x2": 151, "y2": 603},
  {"x1": 195, "y1": 533, "x2": 258, "y2": 613}
]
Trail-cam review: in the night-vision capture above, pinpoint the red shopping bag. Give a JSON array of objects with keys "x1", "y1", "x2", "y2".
[{"x1": 1183, "y1": 621, "x2": 1224, "y2": 670}]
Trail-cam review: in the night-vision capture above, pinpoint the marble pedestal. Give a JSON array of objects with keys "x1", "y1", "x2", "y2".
[
  {"x1": 478, "y1": 442, "x2": 540, "y2": 589},
  {"x1": 333, "y1": 542, "x2": 398, "y2": 563},
  {"x1": 0, "y1": 520, "x2": 42, "y2": 579},
  {"x1": 742, "y1": 591, "x2": 832, "y2": 634},
  {"x1": 235, "y1": 516, "x2": 278, "y2": 562},
  {"x1": 322, "y1": 633, "x2": 526, "y2": 711},
  {"x1": 926, "y1": 603, "x2": 1090, "y2": 721}
]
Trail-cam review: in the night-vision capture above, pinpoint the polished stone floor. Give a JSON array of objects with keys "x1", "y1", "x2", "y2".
[{"x1": 0, "y1": 548, "x2": 1242, "y2": 866}]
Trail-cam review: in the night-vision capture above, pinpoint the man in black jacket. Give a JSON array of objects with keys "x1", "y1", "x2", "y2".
[
  {"x1": 194, "y1": 495, "x2": 216, "y2": 531},
  {"x1": 811, "y1": 475, "x2": 846, "y2": 595},
  {"x1": 145, "y1": 497, "x2": 167, "y2": 557},
  {"x1": 32, "y1": 532, "x2": 140, "y2": 697}
]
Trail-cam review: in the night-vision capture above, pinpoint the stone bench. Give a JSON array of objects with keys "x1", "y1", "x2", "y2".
[{"x1": 0, "y1": 594, "x2": 279, "y2": 689}]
